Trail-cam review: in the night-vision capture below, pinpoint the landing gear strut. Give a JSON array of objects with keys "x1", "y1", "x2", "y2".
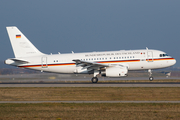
[
  {"x1": 91, "y1": 77, "x2": 98, "y2": 83},
  {"x1": 148, "y1": 69, "x2": 154, "y2": 81},
  {"x1": 92, "y1": 70, "x2": 99, "y2": 83}
]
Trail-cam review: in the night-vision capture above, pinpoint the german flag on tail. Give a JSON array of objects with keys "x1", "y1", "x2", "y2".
[{"x1": 16, "y1": 35, "x2": 21, "y2": 38}]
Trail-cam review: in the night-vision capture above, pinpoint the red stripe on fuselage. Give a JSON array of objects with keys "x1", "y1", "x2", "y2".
[
  {"x1": 146, "y1": 58, "x2": 175, "y2": 61},
  {"x1": 19, "y1": 63, "x2": 75, "y2": 68},
  {"x1": 18, "y1": 58, "x2": 175, "y2": 68}
]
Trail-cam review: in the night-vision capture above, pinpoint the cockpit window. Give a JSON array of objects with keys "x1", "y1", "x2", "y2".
[{"x1": 160, "y1": 54, "x2": 169, "y2": 57}]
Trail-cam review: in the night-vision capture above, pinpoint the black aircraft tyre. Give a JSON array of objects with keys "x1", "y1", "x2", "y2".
[
  {"x1": 149, "y1": 77, "x2": 154, "y2": 81},
  {"x1": 91, "y1": 77, "x2": 98, "y2": 83}
]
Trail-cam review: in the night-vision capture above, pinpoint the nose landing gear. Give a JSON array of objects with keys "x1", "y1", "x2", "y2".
[
  {"x1": 149, "y1": 76, "x2": 154, "y2": 81},
  {"x1": 148, "y1": 69, "x2": 154, "y2": 81}
]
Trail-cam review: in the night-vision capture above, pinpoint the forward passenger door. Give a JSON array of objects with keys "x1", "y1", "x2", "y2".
[{"x1": 147, "y1": 51, "x2": 153, "y2": 62}]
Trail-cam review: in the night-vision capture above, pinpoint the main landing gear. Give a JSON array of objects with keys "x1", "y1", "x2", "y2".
[
  {"x1": 91, "y1": 70, "x2": 99, "y2": 83},
  {"x1": 148, "y1": 69, "x2": 154, "y2": 81},
  {"x1": 91, "y1": 70, "x2": 154, "y2": 83},
  {"x1": 91, "y1": 77, "x2": 98, "y2": 83}
]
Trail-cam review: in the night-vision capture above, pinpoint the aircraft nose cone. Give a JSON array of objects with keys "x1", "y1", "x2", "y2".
[
  {"x1": 171, "y1": 58, "x2": 176, "y2": 66},
  {"x1": 173, "y1": 59, "x2": 176, "y2": 65}
]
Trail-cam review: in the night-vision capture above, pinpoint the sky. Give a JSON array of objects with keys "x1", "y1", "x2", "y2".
[{"x1": 0, "y1": 0, "x2": 180, "y2": 67}]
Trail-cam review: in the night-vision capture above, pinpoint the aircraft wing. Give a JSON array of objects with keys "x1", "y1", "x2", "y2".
[
  {"x1": 73, "y1": 59, "x2": 129, "y2": 71},
  {"x1": 73, "y1": 59, "x2": 109, "y2": 70}
]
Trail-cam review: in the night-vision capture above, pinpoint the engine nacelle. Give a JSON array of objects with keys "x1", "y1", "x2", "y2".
[
  {"x1": 101, "y1": 66, "x2": 128, "y2": 77},
  {"x1": 74, "y1": 67, "x2": 88, "y2": 74}
]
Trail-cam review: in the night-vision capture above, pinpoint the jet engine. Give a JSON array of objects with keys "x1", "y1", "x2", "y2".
[{"x1": 101, "y1": 66, "x2": 128, "y2": 77}]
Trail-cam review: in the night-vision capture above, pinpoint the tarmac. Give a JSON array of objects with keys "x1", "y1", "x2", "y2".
[
  {"x1": 0, "y1": 82, "x2": 180, "y2": 87},
  {"x1": 0, "y1": 101, "x2": 180, "y2": 103},
  {"x1": 0, "y1": 73, "x2": 180, "y2": 87}
]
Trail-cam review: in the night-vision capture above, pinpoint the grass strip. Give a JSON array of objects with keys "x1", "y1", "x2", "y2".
[
  {"x1": 0, "y1": 87, "x2": 180, "y2": 101},
  {"x1": 0, "y1": 103, "x2": 180, "y2": 120}
]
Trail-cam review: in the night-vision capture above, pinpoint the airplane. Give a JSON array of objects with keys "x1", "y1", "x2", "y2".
[{"x1": 5, "y1": 26, "x2": 176, "y2": 83}]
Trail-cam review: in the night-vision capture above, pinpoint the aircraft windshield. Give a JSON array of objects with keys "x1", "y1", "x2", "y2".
[{"x1": 160, "y1": 54, "x2": 169, "y2": 57}]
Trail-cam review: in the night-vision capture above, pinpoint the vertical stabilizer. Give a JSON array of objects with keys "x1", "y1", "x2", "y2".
[{"x1": 6, "y1": 26, "x2": 44, "y2": 58}]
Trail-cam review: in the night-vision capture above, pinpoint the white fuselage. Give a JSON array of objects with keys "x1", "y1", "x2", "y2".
[
  {"x1": 9, "y1": 49, "x2": 175, "y2": 74},
  {"x1": 5, "y1": 26, "x2": 177, "y2": 83}
]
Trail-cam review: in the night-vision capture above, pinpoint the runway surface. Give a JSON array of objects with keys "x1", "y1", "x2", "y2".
[
  {"x1": 0, "y1": 82, "x2": 180, "y2": 87},
  {"x1": 0, "y1": 73, "x2": 180, "y2": 87},
  {"x1": 0, "y1": 101, "x2": 180, "y2": 103}
]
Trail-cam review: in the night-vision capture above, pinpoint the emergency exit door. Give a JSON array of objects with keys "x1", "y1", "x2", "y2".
[{"x1": 41, "y1": 57, "x2": 48, "y2": 68}]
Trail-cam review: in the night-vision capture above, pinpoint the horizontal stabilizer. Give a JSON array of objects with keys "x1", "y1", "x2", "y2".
[
  {"x1": 10, "y1": 58, "x2": 29, "y2": 63},
  {"x1": 5, "y1": 58, "x2": 29, "y2": 65}
]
